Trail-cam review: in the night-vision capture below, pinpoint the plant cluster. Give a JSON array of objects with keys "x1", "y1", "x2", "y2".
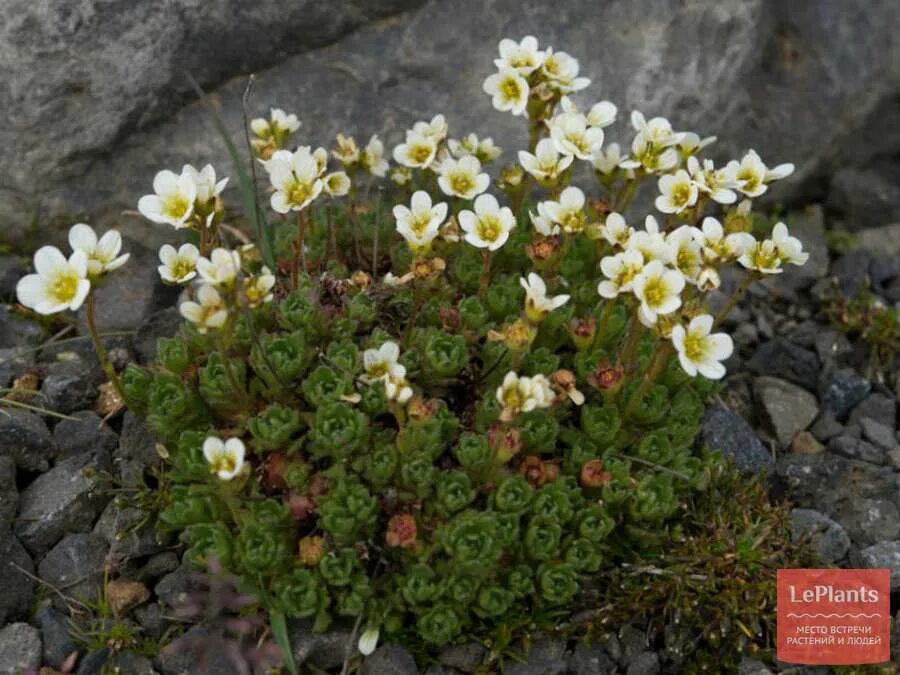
[{"x1": 14, "y1": 35, "x2": 808, "y2": 665}]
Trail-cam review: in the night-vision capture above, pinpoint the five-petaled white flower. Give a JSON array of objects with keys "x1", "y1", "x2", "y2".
[
  {"x1": 496, "y1": 371, "x2": 553, "y2": 422},
  {"x1": 68, "y1": 224, "x2": 129, "y2": 278},
  {"x1": 458, "y1": 193, "x2": 516, "y2": 251},
  {"x1": 518, "y1": 138, "x2": 574, "y2": 183},
  {"x1": 157, "y1": 243, "x2": 200, "y2": 284},
  {"x1": 628, "y1": 215, "x2": 669, "y2": 263},
  {"x1": 437, "y1": 155, "x2": 490, "y2": 200},
  {"x1": 591, "y1": 143, "x2": 629, "y2": 175},
  {"x1": 251, "y1": 108, "x2": 300, "y2": 140},
  {"x1": 263, "y1": 148, "x2": 325, "y2": 213},
  {"x1": 393, "y1": 191, "x2": 448, "y2": 252},
  {"x1": 738, "y1": 239, "x2": 783, "y2": 275},
  {"x1": 540, "y1": 48, "x2": 590, "y2": 93},
  {"x1": 362, "y1": 341, "x2": 405, "y2": 383},
  {"x1": 197, "y1": 248, "x2": 241, "y2": 286},
  {"x1": 727, "y1": 150, "x2": 794, "y2": 198},
  {"x1": 692, "y1": 217, "x2": 755, "y2": 263},
  {"x1": 548, "y1": 112, "x2": 604, "y2": 160},
  {"x1": 632, "y1": 260, "x2": 685, "y2": 325},
  {"x1": 483, "y1": 67, "x2": 529, "y2": 117},
  {"x1": 666, "y1": 225, "x2": 703, "y2": 283},
  {"x1": 495, "y1": 36, "x2": 544, "y2": 74},
  {"x1": 412, "y1": 114, "x2": 448, "y2": 142},
  {"x1": 183, "y1": 164, "x2": 228, "y2": 204},
  {"x1": 597, "y1": 248, "x2": 645, "y2": 299},
  {"x1": 323, "y1": 171, "x2": 351, "y2": 197},
  {"x1": 202, "y1": 436, "x2": 246, "y2": 481},
  {"x1": 770, "y1": 222, "x2": 809, "y2": 266},
  {"x1": 138, "y1": 168, "x2": 198, "y2": 228},
  {"x1": 599, "y1": 212, "x2": 633, "y2": 248},
  {"x1": 243, "y1": 267, "x2": 276, "y2": 307},
  {"x1": 448, "y1": 134, "x2": 501, "y2": 163},
  {"x1": 543, "y1": 186, "x2": 586, "y2": 234},
  {"x1": 361, "y1": 135, "x2": 389, "y2": 177},
  {"x1": 332, "y1": 133, "x2": 360, "y2": 166},
  {"x1": 520, "y1": 272, "x2": 570, "y2": 322},
  {"x1": 179, "y1": 284, "x2": 228, "y2": 332},
  {"x1": 392, "y1": 130, "x2": 438, "y2": 169},
  {"x1": 655, "y1": 169, "x2": 698, "y2": 214},
  {"x1": 686, "y1": 156, "x2": 739, "y2": 205},
  {"x1": 529, "y1": 202, "x2": 559, "y2": 236},
  {"x1": 16, "y1": 246, "x2": 91, "y2": 315},
  {"x1": 671, "y1": 314, "x2": 734, "y2": 380}
]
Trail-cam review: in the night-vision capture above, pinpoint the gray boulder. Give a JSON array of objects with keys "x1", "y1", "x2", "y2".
[
  {"x1": 360, "y1": 645, "x2": 418, "y2": 675},
  {"x1": 699, "y1": 403, "x2": 772, "y2": 473},
  {"x1": 3, "y1": 0, "x2": 900, "y2": 246},
  {"x1": 790, "y1": 508, "x2": 850, "y2": 563},
  {"x1": 0, "y1": 622, "x2": 42, "y2": 674},
  {"x1": 0, "y1": 529, "x2": 36, "y2": 625},
  {"x1": 0, "y1": 408, "x2": 56, "y2": 471},
  {"x1": 859, "y1": 540, "x2": 900, "y2": 591},
  {"x1": 754, "y1": 376, "x2": 819, "y2": 449},
  {"x1": 38, "y1": 533, "x2": 110, "y2": 608}
]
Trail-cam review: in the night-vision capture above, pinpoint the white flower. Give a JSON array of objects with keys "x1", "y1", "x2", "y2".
[
  {"x1": 697, "y1": 267, "x2": 721, "y2": 291},
  {"x1": 324, "y1": 171, "x2": 351, "y2": 197},
  {"x1": 362, "y1": 341, "x2": 405, "y2": 382},
  {"x1": 678, "y1": 132, "x2": 717, "y2": 154},
  {"x1": 393, "y1": 191, "x2": 447, "y2": 251},
  {"x1": 449, "y1": 134, "x2": 501, "y2": 163},
  {"x1": 587, "y1": 101, "x2": 617, "y2": 128},
  {"x1": 68, "y1": 224, "x2": 129, "y2": 277},
  {"x1": 390, "y1": 166, "x2": 412, "y2": 186},
  {"x1": 630, "y1": 111, "x2": 682, "y2": 147},
  {"x1": 543, "y1": 186, "x2": 586, "y2": 234},
  {"x1": 686, "y1": 156, "x2": 740, "y2": 205},
  {"x1": 771, "y1": 222, "x2": 809, "y2": 266},
  {"x1": 548, "y1": 112, "x2": 604, "y2": 160},
  {"x1": 496, "y1": 371, "x2": 552, "y2": 422},
  {"x1": 540, "y1": 48, "x2": 590, "y2": 93},
  {"x1": 729, "y1": 150, "x2": 794, "y2": 198},
  {"x1": 437, "y1": 155, "x2": 490, "y2": 200},
  {"x1": 597, "y1": 248, "x2": 644, "y2": 299},
  {"x1": 202, "y1": 436, "x2": 246, "y2": 481},
  {"x1": 693, "y1": 217, "x2": 755, "y2": 263},
  {"x1": 458, "y1": 193, "x2": 516, "y2": 251},
  {"x1": 412, "y1": 114, "x2": 448, "y2": 142},
  {"x1": 392, "y1": 131, "x2": 438, "y2": 169},
  {"x1": 738, "y1": 239, "x2": 783, "y2": 274},
  {"x1": 243, "y1": 267, "x2": 276, "y2": 307},
  {"x1": 495, "y1": 36, "x2": 544, "y2": 74},
  {"x1": 671, "y1": 314, "x2": 733, "y2": 380},
  {"x1": 179, "y1": 284, "x2": 228, "y2": 332},
  {"x1": 666, "y1": 225, "x2": 703, "y2": 283},
  {"x1": 529, "y1": 202, "x2": 559, "y2": 236},
  {"x1": 16, "y1": 247, "x2": 91, "y2": 315},
  {"x1": 591, "y1": 142, "x2": 629, "y2": 175},
  {"x1": 138, "y1": 168, "x2": 198, "y2": 228},
  {"x1": 358, "y1": 628, "x2": 380, "y2": 657},
  {"x1": 628, "y1": 215, "x2": 669, "y2": 263},
  {"x1": 183, "y1": 164, "x2": 228, "y2": 204},
  {"x1": 251, "y1": 108, "x2": 301, "y2": 140},
  {"x1": 632, "y1": 260, "x2": 685, "y2": 325},
  {"x1": 384, "y1": 373, "x2": 414, "y2": 404},
  {"x1": 332, "y1": 133, "x2": 360, "y2": 165},
  {"x1": 520, "y1": 272, "x2": 570, "y2": 322},
  {"x1": 483, "y1": 67, "x2": 529, "y2": 116},
  {"x1": 197, "y1": 248, "x2": 241, "y2": 286},
  {"x1": 599, "y1": 212, "x2": 633, "y2": 248},
  {"x1": 518, "y1": 138, "x2": 574, "y2": 183},
  {"x1": 655, "y1": 169, "x2": 698, "y2": 214},
  {"x1": 158, "y1": 243, "x2": 200, "y2": 284},
  {"x1": 263, "y1": 148, "x2": 324, "y2": 213},
  {"x1": 361, "y1": 135, "x2": 389, "y2": 177}
]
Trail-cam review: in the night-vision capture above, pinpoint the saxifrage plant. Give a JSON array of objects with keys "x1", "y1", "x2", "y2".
[{"x1": 14, "y1": 34, "x2": 808, "y2": 668}]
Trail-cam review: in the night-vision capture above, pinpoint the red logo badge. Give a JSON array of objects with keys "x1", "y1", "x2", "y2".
[{"x1": 777, "y1": 569, "x2": 890, "y2": 665}]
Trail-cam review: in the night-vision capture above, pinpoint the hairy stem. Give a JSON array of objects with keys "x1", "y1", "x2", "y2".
[
  {"x1": 85, "y1": 291, "x2": 124, "y2": 399},
  {"x1": 625, "y1": 342, "x2": 672, "y2": 417}
]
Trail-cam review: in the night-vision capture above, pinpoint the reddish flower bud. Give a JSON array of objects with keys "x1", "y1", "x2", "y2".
[
  {"x1": 385, "y1": 513, "x2": 418, "y2": 549},
  {"x1": 288, "y1": 493, "x2": 316, "y2": 520},
  {"x1": 568, "y1": 317, "x2": 596, "y2": 351},
  {"x1": 488, "y1": 425, "x2": 522, "y2": 463},
  {"x1": 580, "y1": 459, "x2": 612, "y2": 488},
  {"x1": 518, "y1": 455, "x2": 558, "y2": 487},
  {"x1": 298, "y1": 536, "x2": 325, "y2": 566}
]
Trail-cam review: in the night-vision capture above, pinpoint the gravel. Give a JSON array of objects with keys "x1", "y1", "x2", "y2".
[
  {"x1": 746, "y1": 338, "x2": 820, "y2": 392},
  {"x1": 360, "y1": 645, "x2": 419, "y2": 675},
  {"x1": 754, "y1": 376, "x2": 819, "y2": 449},
  {"x1": 859, "y1": 540, "x2": 900, "y2": 591},
  {"x1": 790, "y1": 508, "x2": 850, "y2": 563},
  {"x1": 38, "y1": 533, "x2": 109, "y2": 608},
  {"x1": 0, "y1": 408, "x2": 57, "y2": 471},
  {"x1": 699, "y1": 404, "x2": 772, "y2": 473}
]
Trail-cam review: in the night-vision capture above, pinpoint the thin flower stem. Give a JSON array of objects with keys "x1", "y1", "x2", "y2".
[
  {"x1": 217, "y1": 337, "x2": 252, "y2": 410},
  {"x1": 617, "y1": 311, "x2": 643, "y2": 371},
  {"x1": 624, "y1": 342, "x2": 672, "y2": 417},
  {"x1": 713, "y1": 272, "x2": 755, "y2": 328},
  {"x1": 85, "y1": 290, "x2": 124, "y2": 399},
  {"x1": 0, "y1": 398, "x2": 80, "y2": 421},
  {"x1": 479, "y1": 250, "x2": 492, "y2": 297},
  {"x1": 296, "y1": 211, "x2": 308, "y2": 275}
]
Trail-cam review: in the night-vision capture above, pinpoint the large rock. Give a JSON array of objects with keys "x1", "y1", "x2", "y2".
[
  {"x1": 699, "y1": 403, "x2": 772, "y2": 473},
  {"x1": 0, "y1": 408, "x2": 56, "y2": 472},
  {"x1": 0, "y1": 622, "x2": 42, "y2": 674},
  {"x1": 827, "y1": 163, "x2": 900, "y2": 231},
  {"x1": 859, "y1": 540, "x2": 900, "y2": 591},
  {"x1": 39, "y1": 533, "x2": 109, "y2": 608},
  {"x1": 14, "y1": 449, "x2": 111, "y2": 558},
  {"x1": 753, "y1": 376, "x2": 819, "y2": 449},
  {"x1": 0, "y1": 529, "x2": 36, "y2": 625},
  {"x1": 790, "y1": 508, "x2": 850, "y2": 563},
  {"x1": 3, "y1": 0, "x2": 899, "y2": 246}
]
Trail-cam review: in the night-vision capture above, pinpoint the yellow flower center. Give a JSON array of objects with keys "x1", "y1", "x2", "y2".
[
  {"x1": 368, "y1": 363, "x2": 389, "y2": 378},
  {"x1": 501, "y1": 77, "x2": 522, "y2": 102},
  {"x1": 673, "y1": 183, "x2": 692, "y2": 206},
  {"x1": 209, "y1": 452, "x2": 235, "y2": 476},
  {"x1": 449, "y1": 173, "x2": 474, "y2": 196},
  {"x1": 410, "y1": 144, "x2": 433, "y2": 164},
  {"x1": 170, "y1": 258, "x2": 194, "y2": 280},
  {"x1": 683, "y1": 333, "x2": 707, "y2": 362},
  {"x1": 410, "y1": 214, "x2": 432, "y2": 237},
  {"x1": 502, "y1": 385, "x2": 523, "y2": 411},
  {"x1": 49, "y1": 271, "x2": 79, "y2": 304},
  {"x1": 163, "y1": 193, "x2": 190, "y2": 219},
  {"x1": 738, "y1": 169, "x2": 759, "y2": 192},
  {"x1": 289, "y1": 181, "x2": 312, "y2": 206},
  {"x1": 561, "y1": 210, "x2": 585, "y2": 233},
  {"x1": 676, "y1": 247, "x2": 698, "y2": 274},
  {"x1": 642, "y1": 277, "x2": 666, "y2": 307},
  {"x1": 475, "y1": 215, "x2": 502, "y2": 243}
]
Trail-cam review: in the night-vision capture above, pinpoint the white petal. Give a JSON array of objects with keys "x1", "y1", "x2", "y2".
[
  {"x1": 33, "y1": 246, "x2": 67, "y2": 277},
  {"x1": 16, "y1": 274, "x2": 45, "y2": 309},
  {"x1": 68, "y1": 223, "x2": 97, "y2": 252}
]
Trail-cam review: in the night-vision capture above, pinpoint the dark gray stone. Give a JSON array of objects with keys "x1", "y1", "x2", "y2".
[
  {"x1": 739, "y1": 657, "x2": 775, "y2": 675},
  {"x1": 859, "y1": 540, "x2": 900, "y2": 591},
  {"x1": 849, "y1": 392, "x2": 897, "y2": 430},
  {"x1": 439, "y1": 642, "x2": 487, "y2": 672},
  {"x1": 700, "y1": 404, "x2": 772, "y2": 473},
  {"x1": 38, "y1": 354, "x2": 105, "y2": 414},
  {"x1": 0, "y1": 455, "x2": 16, "y2": 524},
  {"x1": 0, "y1": 345, "x2": 34, "y2": 389},
  {"x1": 790, "y1": 508, "x2": 850, "y2": 563},
  {"x1": 155, "y1": 625, "x2": 243, "y2": 675},
  {"x1": 747, "y1": 338, "x2": 820, "y2": 391},
  {"x1": 0, "y1": 305, "x2": 43, "y2": 349},
  {"x1": 754, "y1": 376, "x2": 819, "y2": 448},
  {"x1": 626, "y1": 651, "x2": 661, "y2": 675},
  {"x1": 94, "y1": 500, "x2": 164, "y2": 562},
  {"x1": 134, "y1": 602, "x2": 166, "y2": 641},
  {"x1": 38, "y1": 533, "x2": 109, "y2": 607},
  {"x1": 134, "y1": 307, "x2": 184, "y2": 365},
  {"x1": 827, "y1": 434, "x2": 885, "y2": 465},
  {"x1": 827, "y1": 164, "x2": 900, "y2": 232},
  {"x1": 53, "y1": 410, "x2": 119, "y2": 459},
  {"x1": 289, "y1": 618, "x2": 354, "y2": 669},
  {"x1": 808, "y1": 411, "x2": 844, "y2": 442},
  {"x1": 568, "y1": 642, "x2": 615, "y2": 675},
  {"x1": 360, "y1": 644, "x2": 418, "y2": 675},
  {"x1": 107, "y1": 650, "x2": 157, "y2": 675},
  {"x1": 153, "y1": 556, "x2": 198, "y2": 610},
  {"x1": 14, "y1": 449, "x2": 111, "y2": 558},
  {"x1": 0, "y1": 622, "x2": 42, "y2": 674},
  {"x1": 819, "y1": 369, "x2": 872, "y2": 420},
  {"x1": 0, "y1": 254, "x2": 27, "y2": 298},
  {"x1": 813, "y1": 329, "x2": 853, "y2": 365},
  {"x1": 36, "y1": 604, "x2": 80, "y2": 670},
  {"x1": 0, "y1": 529, "x2": 36, "y2": 625},
  {"x1": 136, "y1": 551, "x2": 181, "y2": 582},
  {"x1": 116, "y1": 411, "x2": 162, "y2": 485},
  {"x1": 830, "y1": 249, "x2": 872, "y2": 297},
  {"x1": 837, "y1": 498, "x2": 900, "y2": 547},
  {"x1": 0, "y1": 408, "x2": 56, "y2": 471},
  {"x1": 77, "y1": 647, "x2": 111, "y2": 675},
  {"x1": 859, "y1": 417, "x2": 897, "y2": 451}
]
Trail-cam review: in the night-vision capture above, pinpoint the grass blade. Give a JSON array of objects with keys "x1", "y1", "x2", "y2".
[{"x1": 270, "y1": 610, "x2": 298, "y2": 675}]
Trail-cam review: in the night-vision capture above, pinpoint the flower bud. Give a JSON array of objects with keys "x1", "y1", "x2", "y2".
[
  {"x1": 551, "y1": 369, "x2": 585, "y2": 405},
  {"x1": 298, "y1": 535, "x2": 325, "y2": 566},
  {"x1": 587, "y1": 362, "x2": 624, "y2": 391},
  {"x1": 518, "y1": 455, "x2": 558, "y2": 487},
  {"x1": 580, "y1": 459, "x2": 612, "y2": 488},
  {"x1": 525, "y1": 235, "x2": 561, "y2": 266},
  {"x1": 568, "y1": 317, "x2": 596, "y2": 351},
  {"x1": 288, "y1": 493, "x2": 316, "y2": 521},
  {"x1": 386, "y1": 513, "x2": 418, "y2": 549},
  {"x1": 499, "y1": 164, "x2": 525, "y2": 190},
  {"x1": 350, "y1": 270, "x2": 372, "y2": 289},
  {"x1": 489, "y1": 425, "x2": 522, "y2": 463},
  {"x1": 697, "y1": 267, "x2": 721, "y2": 292}
]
